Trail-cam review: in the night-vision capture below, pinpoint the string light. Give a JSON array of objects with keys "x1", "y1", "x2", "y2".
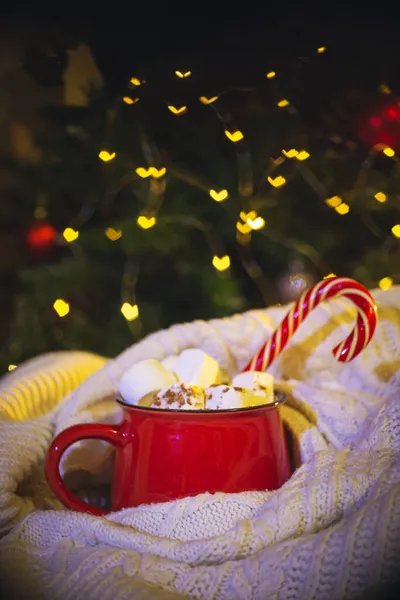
[
  {"x1": 383, "y1": 147, "x2": 395, "y2": 157},
  {"x1": 391, "y1": 224, "x2": 400, "y2": 238},
  {"x1": 137, "y1": 216, "x2": 157, "y2": 229},
  {"x1": 374, "y1": 192, "x2": 387, "y2": 203},
  {"x1": 267, "y1": 175, "x2": 286, "y2": 187},
  {"x1": 335, "y1": 203, "x2": 350, "y2": 215},
  {"x1": 199, "y1": 96, "x2": 218, "y2": 104},
  {"x1": 209, "y1": 189, "x2": 228, "y2": 202},
  {"x1": 317, "y1": 47, "x2": 326, "y2": 54},
  {"x1": 105, "y1": 227, "x2": 122, "y2": 241},
  {"x1": 175, "y1": 70, "x2": 191, "y2": 78},
  {"x1": 240, "y1": 210, "x2": 257, "y2": 222},
  {"x1": 212, "y1": 255, "x2": 230, "y2": 271},
  {"x1": 7, "y1": 364, "x2": 17, "y2": 372},
  {"x1": 122, "y1": 96, "x2": 139, "y2": 105},
  {"x1": 224, "y1": 130, "x2": 244, "y2": 142},
  {"x1": 296, "y1": 150, "x2": 310, "y2": 161},
  {"x1": 53, "y1": 299, "x2": 70, "y2": 317},
  {"x1": 34, "y1": 58, "x2": 397, "y2": 333},
  {"x1": 136, "y1": 167, "x2": 166, "y2": 179},
  {"x1": 379, "y1": 277, "x2": 393, "y2": 291},
  {"x1": 325, "y1": 195, "x2": 342, "y2": 208},
  {"x1": 238, "y1": 211, "x2": 265, "y2": 231},
  {"x1": 247, "y1": 216, "x2": 266, "y2": 230},
  {"x1": 282, "y1": 149, "x2": 298, "y2": 158},
  {"x1": 98, "y1": 150, "x2": 116, "y2": 162},
  {"x1": 63, "y1": 227, "x2": 79, "y2": 242},
  {"x1": 236, "y1": 221, "x2": 252, "y2": 234},
  {"x1": 121, "y1": 302, "x2": 139, "y2": 321},
  {"x1": 167, "y1": 105, "x2": 187, "y2": 115}
]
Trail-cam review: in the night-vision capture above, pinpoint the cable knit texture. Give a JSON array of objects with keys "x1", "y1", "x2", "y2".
[{"x1": 0, "y1": 288, "x2": 399, "y2": 600}]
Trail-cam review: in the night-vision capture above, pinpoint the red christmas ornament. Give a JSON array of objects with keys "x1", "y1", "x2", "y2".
[
  {"x1": 356, "y1": 99, "x2": 400, "y2": 149},
  {"x1": 26, "y1": 221, "x2": 57, "y2": 251}
]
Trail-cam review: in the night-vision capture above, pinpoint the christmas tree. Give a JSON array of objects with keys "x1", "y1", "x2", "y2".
[{"x1": 2, "y1": 36, "x2": 400, "y2": 375}]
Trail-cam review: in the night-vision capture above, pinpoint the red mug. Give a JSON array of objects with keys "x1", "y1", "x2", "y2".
[{"x1": 45, "y1": 391, "x2": 292, "y2": 516}]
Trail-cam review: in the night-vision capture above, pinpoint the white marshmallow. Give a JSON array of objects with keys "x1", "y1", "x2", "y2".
[
  {"x1": 174, "y1": 349, "x2": 222, "y2": 388},
  {"x1": 231, "y1": 371, "x2": 274, "y2": 404},
  {"x1": 205, "y1": 385, "x2": 266, "y2": 410},
  {"x1": 206, "y1": 385, "x2": 242, "y2": 410},
  {"x1": 161, "y1": 355, "x2": 178, "y2": 372},
  {"x1": 119, "y1": 359, "x2": 177, "y2": 406},
  {"x1": 152, "y1": 383, "x2": 205, "y2": 410}
]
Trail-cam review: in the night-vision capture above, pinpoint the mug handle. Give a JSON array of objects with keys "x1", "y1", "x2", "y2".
[{"x1": 44, "y1": 423, "x2": 125, "y2": 516}]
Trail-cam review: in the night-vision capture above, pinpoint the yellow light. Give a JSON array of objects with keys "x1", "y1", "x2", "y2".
[
  {"x1": 175, "y1": 70, "x2": 191, "y2": 78},
  {"x1": 323, "y1": 273, "x2": 337, "y2": 279},
  {"x1": 277, "y1": 99, "x2": 289, "y2": 108},
  {"x1": 105, "y1": 227, "x2": 122, "y2": 241},
  {"x1": 335, "y1": 203, "x2": 350, "y2": 215},
  {"x1": 374, "y1": 192, "x2": 387, "y2": 203},
  {"x1": 236, "y1": 221, "x2": 252, "y2": 234},
  {"x1": 199, "y1": 95, "x2": 218, "y2": 104},
  {"x1": 383, "y1": 147, "x2": 395, "y2": 157},
  {"x1": 8, "y1": 364, "x2": 17, "y2": 372},
  {"x1": 317, "y1": 46, "x2": 326, "y2": 54},
  {"x1": 391, "y1": 224, "x2": 400, "y2": 238},
  {"x1": 325, "y1": 195, "x2": 342, "y2": 208},
  {"x1": 296, "y1": 150, "x2": 310, "y2": 161},
  {"x1": 130, "y1": 77, "x2": 141, "y2": 86},
  {"x1": 247, "y1": 216, "x2": 265, "y2": 231},
  {"x1": 379, "y1": 276, "x2": 393, "y2": 291},
  {"x1": 98, "y1": 150, "x2": 116, "y2": 162},
  {"x1": 167, "y1": 105, "x2": 187, "y2": 115},
  {"x1": 224, "y1": 129, "x2": 244, "y2": 143},
  {"x1": 149, "y1": 167, "x2": 166, "y2": 179},
  {"x1": 267, "y1": 175, "x2": 286, "y2": 187},
  {"x1": 121, "y1": 302, "x2": 139, "y2": 322},
  {"x1": 136, "y1": 167, "x2": 151, "y2": 178},
  {"x1": 212, "y1": 255, "x2": 230, "y2": 272},
  {"x1": 136, "y1": 167, "x2": 166, "y2": 179},
  {"x1": 209, "y1": 189, "x2": 228, "y2": 202},
  {"x1": 62, "y1": 227, "x2": 79, "y2": 242},
  {"x1": 137, "y1": 215, "x2": 157, "y2": 229},
  {"x1": 266, "y1": 71, "x2": 276, "y2": 79},
  {"x1": 240, "y1": 210, "x2": 257, "y2": 222},
  {"x1": 282, "y1": 148, "x2": 298, "y2": 158},
  {"x1": 53, "y1": 299, "x2": 70, "y2": 318},
  {"x1": 122, "y1": 96, "x2": 139, "y2": 104}
]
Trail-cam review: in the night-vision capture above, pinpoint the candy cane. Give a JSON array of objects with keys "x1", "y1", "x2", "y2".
[{"x1": 243, "y1": 277, "x2": 377, "y2": 372}]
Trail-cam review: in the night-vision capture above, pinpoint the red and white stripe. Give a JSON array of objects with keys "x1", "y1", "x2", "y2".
[{"x1": 243, "y1": 277, "x2": 377, "y2": 372}]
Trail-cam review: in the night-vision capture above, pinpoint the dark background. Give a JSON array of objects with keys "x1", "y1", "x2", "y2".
[{"x1": 2, "y1": 2, "x2": 400, "y2": 90}]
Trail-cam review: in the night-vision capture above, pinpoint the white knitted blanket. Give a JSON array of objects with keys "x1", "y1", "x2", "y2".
[{"x1": 0, "y1": 287, "x2": 399, "y2": 600}]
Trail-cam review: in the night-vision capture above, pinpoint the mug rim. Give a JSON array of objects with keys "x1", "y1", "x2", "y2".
[{"x1": 116, "y1": 389, "x2": 287, "y2": 414}]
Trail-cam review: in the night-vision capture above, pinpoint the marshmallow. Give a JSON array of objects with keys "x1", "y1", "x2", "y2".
[
  {"x1": 174, "y1": 349, "x2": 222, "y2": 388},
  {"x1": 152, "y1": 383, "x2": 205, "y2": 410},
  {"x1": 231, "y1": 371, "x2": 274, "y2": 404},
  {"x1": 205, "y1": 385, "x2": 266, "y2": 410},
  {"x1": 161, "y1": 355, "x2": 178, "y2": 372},
  {"x1": 119, "y1": 359, "x2": 177, "y2": 406}
]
